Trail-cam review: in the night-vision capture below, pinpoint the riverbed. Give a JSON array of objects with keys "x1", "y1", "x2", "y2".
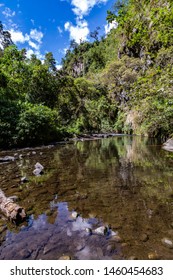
[{"x1": 0, "y1": 136, "x2": 173, "y2": 259}]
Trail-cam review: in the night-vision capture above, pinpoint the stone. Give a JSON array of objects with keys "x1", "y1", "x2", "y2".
[
  {"x1": 93, "y1": 226, "x2": 109, "y2": 236},
  {"x1": 140, "y1": 233, "x2": 149, "y2": 242},
  {"x1": 148, "y1": 252, "x2": 160, "y2": 260},
  {"x1": 18, "y1": 248, "x2": 31, "y2": 259},
  {"x1": 71, "y1": 211, "x2": 79, "y2": 219},
  {"x1": 33, "y1": 169, "x2": 42, "y2": 176},
  {"x1": 21, "y1": 177, "x2": 29, "y2": 183},
  {"x1": 128, "y1": 256, "x2": 138, "y2": 260},
  {"x1": 8, "y1": 195, "x2": 18, "y2": 202},
  {"x1": 33, "y1": 162, "x2": 44, "y2": 176},
  {"x1": 106, "y1": 243, "x2": 116, "y2": 253},
  {"x1": 0, "y1": 156, "x2": 15, "y2": 162},
  {"x1": 162, "y1": 138, "x2": 173, "y2": 152},
  {"x1": 59, "y1": 255, "x2": 71, "y2": 260},
  {"x1": 161, "y1": 238, "x2": 173, "y2": 249},
  {"x1": 35, "y1": 162, "x2": 44, "y2": 170},
  {"x1": 110, "y1": 235, "x2": 122, "y2": 243},
  {"x1": 85, "y1": 228, "x2": 92, "y2": 235}
]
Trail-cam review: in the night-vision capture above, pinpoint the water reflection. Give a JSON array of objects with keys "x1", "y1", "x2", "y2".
[
  {"x1": 0, "y1": 202, "x2": 119, "y2": 260},
  {"x1": 0, "y1": 136, "x2": 173, "y2": 259}
]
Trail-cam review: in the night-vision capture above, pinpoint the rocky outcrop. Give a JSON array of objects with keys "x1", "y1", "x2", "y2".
[{"x1": 162, "y1": 138, "x2": 173, "y2": 152}]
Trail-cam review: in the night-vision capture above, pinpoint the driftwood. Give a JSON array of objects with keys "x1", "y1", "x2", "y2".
[{"x1": 0, "y1": 189, "x2": 26, "y2": 224}]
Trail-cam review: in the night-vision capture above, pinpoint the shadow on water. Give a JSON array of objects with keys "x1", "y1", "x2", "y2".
[{"x1": 0, "y1": 136, "x2": 173, "y2": 259}]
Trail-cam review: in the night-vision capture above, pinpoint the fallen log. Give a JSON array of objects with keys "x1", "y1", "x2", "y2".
[{"x1": 0, "y1": 189, "x2": 26, "y2": 224}]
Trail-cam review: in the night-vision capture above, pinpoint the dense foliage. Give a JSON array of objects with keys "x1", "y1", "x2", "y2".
[{"x1": 0, "y1": 0, "x2": 172, "y2": 148}]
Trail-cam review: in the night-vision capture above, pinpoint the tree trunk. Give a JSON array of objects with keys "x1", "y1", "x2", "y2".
[{"x1": 0, "y1": 189, "x2": 26, "y2": 224}]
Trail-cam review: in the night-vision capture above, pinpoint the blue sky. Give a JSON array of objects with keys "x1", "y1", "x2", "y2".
[{"x1": 0, "y1": 0, "x2": 117, "y2": 67}]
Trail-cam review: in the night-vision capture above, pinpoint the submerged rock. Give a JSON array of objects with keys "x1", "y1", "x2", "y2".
[
  {"x1": 128, "y1": 256, "x2": 138, "y2": 260},
  {"x1": 0, "y1": 156, "x2": 15, "y2": 162},
  {"x1": 162, "y1": 138, "x2": 173, "y2": 152},
  {"x1": 161, "y1": 238, "x2": 173, "y2": 249},
  {"x1": 21, "y1": 177, "x2": 29, "y2": 183},
  {"x1": 93, "y1": 226, "x2": 110, "y2": 236},
  {"x1": 70, "y1": 211, "x2": 79, "y2": 219},
  {"x1": 58, "y1": 255, "x2": 71, "y2": 260},
  {"x1": 110, "y1": 235, "x2": 122, "y2": 243},
  {"x1": 8, "y1": 195, "x2": 18, "y2": 202},
  {"x1": 140, "y1": 233, "x2": 149, "y2": 242},
  {"x1": 33, "y1": 162, "x2": 44, "y2": 176},
  {"x1": 148, "y1": 252, "x2": 160, "y2": 260}
]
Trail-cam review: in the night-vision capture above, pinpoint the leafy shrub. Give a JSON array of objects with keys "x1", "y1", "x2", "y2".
[{"x1": 15, "y1": 103, "x2": 61, "y2": 146}]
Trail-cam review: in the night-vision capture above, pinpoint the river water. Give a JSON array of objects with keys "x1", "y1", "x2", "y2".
[{"x1": 0, "y1": 136, "x2": 173, "y2": 260}]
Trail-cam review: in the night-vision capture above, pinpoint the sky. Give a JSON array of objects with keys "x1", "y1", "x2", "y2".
[{"x1": 0, "y1": 0, "x2": 117, "y2": 67}]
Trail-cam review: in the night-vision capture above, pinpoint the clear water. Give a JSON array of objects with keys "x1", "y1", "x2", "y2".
[{"x1": 0, "y1": 136, "x2": 173, "y2": 259}]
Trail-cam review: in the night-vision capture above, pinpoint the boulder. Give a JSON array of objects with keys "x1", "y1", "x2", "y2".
[{"x1": 162, "y1": 138, "x2": 173, "y2": 152}]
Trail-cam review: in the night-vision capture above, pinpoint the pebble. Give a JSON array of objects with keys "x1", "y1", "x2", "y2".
[
  {"x1": 8, "y1": 195, "x2": 18, "y2": 202},
  {"x1": 85, "y1": 228, "x2": 92, "y2": 235},
  {"x1": 71, "y1": 211, "x2": 79, "y2": 219},
  {"x1": 19, "y1": 248, "x2": 31, "y2": 259},
  {"x1": 106, "y1": 243, "x2": 116, "y2": 253},
  {"x1": 161, "y1": 238, "x2": 173, "y2": 249},
  {"x1": 148, "y1": 252, "x2": 160, "y2": 260},
  {"x1": 21, "y1": 176, "x2": 29, "y2": 183},
  {"x1": 128, "y1": 256, "x2": 138, "y2": 260},
  {"x1": 140, "y1": 233, "x2": 149, "y2": 242},
  {"x1": 59, "y1": 255, "x2": 71, "y2": 260},
  {"x1": 111, "y1": 235, "x2": 122, "y2": 243},
  {"x1": 93, "y1": 226, "x2": 109, "y2": 236},
  {"x1": 35, "y1": 162, "x2": 44, "y2": 170}
]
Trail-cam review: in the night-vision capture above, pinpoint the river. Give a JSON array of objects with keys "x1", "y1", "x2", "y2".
[{"x1": 0, "y1": 135, "x2": 173, "y2": 259}]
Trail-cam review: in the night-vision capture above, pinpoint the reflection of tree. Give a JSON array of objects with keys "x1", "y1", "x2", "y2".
[{"x1": 54, "y1": 136, "x2": 173, "y2": 203}]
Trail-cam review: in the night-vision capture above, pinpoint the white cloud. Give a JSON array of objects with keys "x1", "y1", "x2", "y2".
[
  {"x1": 2, "y1": 7, "x2": 15, "y2": 18},
  {"x1": 9, "y1": 29, "x2": 29, "y2": 44},
  {"x1": 9, "y1": 29, "x2": 43, "y2": 45},
  {"x1": 9, "y1": 28, "x2": 44, "y2": 61},
  {"x1": 64, "y1": 19, "x2": 89, "y2": 43},
  {"x1": 57, "y1": 26, "x2": 63, "y2": 34},
  {"x1": 0, "y1": 3, "x2": 5, "y2": 7},
  {"x1": 28, "y1": 41, "x2": 40, "y2": 50},
  {"x1": 29, "y1": 29, "x2": 43, "y2": 43},
  {"x1": 26, "y1": 48, "x2": 34, "y2": 58},
  {"x1": 56, "y1": 64, "x2": 62, "y2": 70},
  {"x1": 26, "y1": 48, "x2": 44, "y2": 61},
  {"x1": 104, "y1": 20, "x2": 118, "y2": 34},
  {"x1": 31, "y1": 19, "x2": 35, "y2": 26},
  {"x1": 71, "y1": 0, "x2": 108, "y2": 18}
]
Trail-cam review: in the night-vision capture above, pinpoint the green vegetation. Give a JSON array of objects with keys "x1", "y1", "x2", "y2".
[{"x1": 0, "y1": 0, "x2": 173, "y2": 148}]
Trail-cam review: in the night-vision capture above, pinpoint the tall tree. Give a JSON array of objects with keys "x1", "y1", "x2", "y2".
[{"x1": 44, "y1": 52, "x2": 57, "y2": 73}]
